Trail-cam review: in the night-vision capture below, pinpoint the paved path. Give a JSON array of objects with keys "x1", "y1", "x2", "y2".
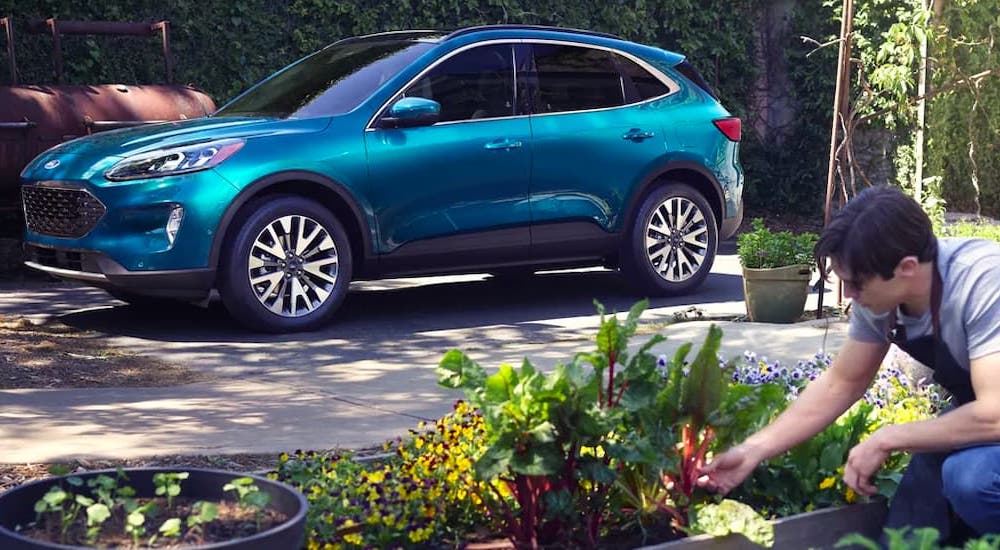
[{"x1": 0, "y1": 245, "x2": 848, "y2": 462}]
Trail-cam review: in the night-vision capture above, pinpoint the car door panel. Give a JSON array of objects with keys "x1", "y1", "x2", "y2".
[{"x1": 364, "y1": 43, "x2": 533, "y2": 271}]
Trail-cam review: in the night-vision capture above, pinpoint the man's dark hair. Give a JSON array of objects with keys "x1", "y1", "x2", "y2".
[{"x1": 814, "y1": 186, "x2": 937, "y2": 281}]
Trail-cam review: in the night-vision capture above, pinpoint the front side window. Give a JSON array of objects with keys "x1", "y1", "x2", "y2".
[
  {"x1": 527, "y1": 44, "x2": 625, "y2": 114},
  {"x1": 216, "y1": 40, "x2": 434, "y2": 119},
  {"x1": 403, "y1": 44, "x2": 515, "y2": 123}
]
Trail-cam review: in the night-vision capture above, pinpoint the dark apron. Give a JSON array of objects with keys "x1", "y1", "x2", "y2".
[{"x1": 882, "y1": 263, "x2": 979, "y2": 542}]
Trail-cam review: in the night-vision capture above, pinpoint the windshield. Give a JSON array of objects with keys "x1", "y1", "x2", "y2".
[{"x1": 216, "y1": 40, "x2": 435, "y2": 118}]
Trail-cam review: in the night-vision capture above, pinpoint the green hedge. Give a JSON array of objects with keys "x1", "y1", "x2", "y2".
[{"x1": 0, "y1": 0, "x2": 995, "y2": 217}]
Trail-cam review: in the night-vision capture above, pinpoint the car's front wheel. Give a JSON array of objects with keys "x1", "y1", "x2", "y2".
[
  {"x1": 219, "y1": 196, "x2": 352, "y2": 333},
  {"x1": 620, "y1": 183, "x2": 718, "y2": 296}
]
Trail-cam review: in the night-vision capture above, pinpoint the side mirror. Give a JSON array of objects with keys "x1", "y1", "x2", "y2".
[{"x1": 379, "y1": 97, "x2": 441, "y2": 129}]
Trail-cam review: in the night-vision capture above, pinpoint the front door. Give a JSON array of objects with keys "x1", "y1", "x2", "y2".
[{"x1": 365, "y1": 43, "x2": 532, "y2": 274}]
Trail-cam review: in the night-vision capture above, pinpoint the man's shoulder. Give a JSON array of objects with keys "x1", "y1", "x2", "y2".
[{"x1": 939, "y1": 237, "x2": 1000, "y2": 275}]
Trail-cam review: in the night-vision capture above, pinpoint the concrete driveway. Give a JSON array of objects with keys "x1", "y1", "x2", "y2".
[{"x1": 0, "y1": 242, "x2": 848, "y2": 462}]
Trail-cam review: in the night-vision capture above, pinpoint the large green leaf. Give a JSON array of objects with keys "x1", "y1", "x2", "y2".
[
  {"x1": 510, "y1": 442, "x2": 563, "y2": 475},
  {"x1": 437, "y1": 350, "x2": 486, "y2": 389},
  {"x1": 681, "y1": 325, "x2": 726, "y2": 428},
  {"x1": 476, "y1": 442, "x2": 514, "y2": 480},
  {"x1": 690, "y1": 499, "x2": 775, "y2": 548},
  {"x1": 485, "y1": 363, "x2": 518, "y2": 403}
]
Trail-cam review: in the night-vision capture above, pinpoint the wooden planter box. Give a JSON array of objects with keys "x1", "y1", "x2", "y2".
[{"x1": 637, "y1": 499, "x2": 888, "y2": 550}]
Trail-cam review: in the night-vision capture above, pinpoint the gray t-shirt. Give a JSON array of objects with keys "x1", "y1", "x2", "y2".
[{"x1": 849, "y1": 237, "x2": 1000, "y2": 371}]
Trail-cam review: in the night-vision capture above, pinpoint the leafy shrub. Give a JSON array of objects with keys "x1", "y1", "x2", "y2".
[
  {"x1": 737, "y1": 219, "x2": 819, "y2": 269},
  {"x1": 941, "y1": 221, "x2": 1000, "y2": 242}
]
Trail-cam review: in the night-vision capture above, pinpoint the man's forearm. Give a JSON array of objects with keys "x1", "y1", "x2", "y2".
[{"x1": 878, "y1": 400, "x2": 1000, "y2": 453}]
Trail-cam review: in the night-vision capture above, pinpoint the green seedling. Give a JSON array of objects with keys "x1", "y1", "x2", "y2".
[
  {"x1": 223, "y1": 477, "x2": 271, "y2": 529},
  {"x1": 186, "y1": 501, "x2": 219, "y2": 542},
  {"x1": 153, "y1": 472, "x2": 189, "y2": 509}
]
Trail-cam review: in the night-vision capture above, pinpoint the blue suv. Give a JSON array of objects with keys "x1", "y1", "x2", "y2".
[{"x1": 21, "y1": 25, "x2": 744, "y2": 332}]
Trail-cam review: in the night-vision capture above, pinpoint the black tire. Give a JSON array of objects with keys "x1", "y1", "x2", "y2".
[
  {"x1": 219, "y1": 195, "x2": 352, "y2": 333},
  {"x1": 620, "y1": 182, "x2": 718, "y2": 296}
]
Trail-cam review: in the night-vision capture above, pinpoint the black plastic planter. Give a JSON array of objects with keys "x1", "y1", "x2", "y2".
[{"x1": 0, "y1": 468, "x2": 308, "y2": 550}]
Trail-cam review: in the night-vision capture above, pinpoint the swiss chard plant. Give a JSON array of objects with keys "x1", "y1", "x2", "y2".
[
  {"x1": 611, "y1": 325, "x2": 775, "y2": 546},
  {"x1": 437, "y1": 300, "x2": 774, "y2": 548}
]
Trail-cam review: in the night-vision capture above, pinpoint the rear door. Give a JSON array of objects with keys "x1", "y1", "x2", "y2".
[{"x1": 523, "y1": 42, "x2": 673, "y2": 256}]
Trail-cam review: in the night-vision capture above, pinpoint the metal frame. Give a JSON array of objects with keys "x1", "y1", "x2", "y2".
[
  {"x1": 1, "y1": 16, "x2": 15, "y2": 84},
  {"x1": 25, "y1": 18, "x2": 173, "y2": 84}
]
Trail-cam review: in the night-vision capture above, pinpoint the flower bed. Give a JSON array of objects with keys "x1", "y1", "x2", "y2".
[{"x1": 270, "y1": 301, "x2": 947, "y2": 549}]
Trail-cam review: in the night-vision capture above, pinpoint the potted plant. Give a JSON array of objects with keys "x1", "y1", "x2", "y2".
[
  {"x1": 0, "y1": 467, "x2": 308, "y2": 549},
  {"x1": 737, "y1": 219, "x2": 819, "y2": 323}
]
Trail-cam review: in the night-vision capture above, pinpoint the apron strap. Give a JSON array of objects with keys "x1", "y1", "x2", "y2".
[{"x1": 887, "y1": 261, "x2": 943, "y2": 342}]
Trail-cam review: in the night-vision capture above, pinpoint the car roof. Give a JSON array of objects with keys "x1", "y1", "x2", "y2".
[{"x1": 329, "y1": 25, "x2": 685, "y2": 66}]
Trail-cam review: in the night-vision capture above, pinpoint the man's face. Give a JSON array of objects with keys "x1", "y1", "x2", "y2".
[{"x1": 830, "y1": 260, "x2": 901, "y2": 315}]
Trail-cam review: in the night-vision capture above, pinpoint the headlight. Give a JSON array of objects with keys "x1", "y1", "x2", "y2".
[{"x1": 105, "y1": 139, "x2": 245, "y2": 182}]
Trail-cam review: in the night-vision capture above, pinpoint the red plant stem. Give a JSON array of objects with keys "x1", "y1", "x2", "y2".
[{"x1": 614, "y1": 379, "x2": 629, "y2": 407}]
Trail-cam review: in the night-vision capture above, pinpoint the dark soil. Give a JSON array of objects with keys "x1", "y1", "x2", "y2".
[
  {"x1": 20, "y1": 496, "x2": 288, "y2": 548},
  {"x1": 736, "y1": 208, "x2": 826, "y2": 236},
  {"x1": 0, "y1": 314, "x2": 205, "y2": 389}
]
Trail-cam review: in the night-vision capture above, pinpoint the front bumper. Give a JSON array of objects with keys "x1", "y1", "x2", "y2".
[
  {"x1": 21, "y1": 156, "x2": 238, "y2": 296},
  {"x1": 24, "y1": 243, "x2": 215, "y2": 299}
]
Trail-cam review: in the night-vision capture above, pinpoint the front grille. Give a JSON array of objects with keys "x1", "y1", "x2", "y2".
[{"x1": 22, "y1": 185, "x2": 107, "y2": 238}]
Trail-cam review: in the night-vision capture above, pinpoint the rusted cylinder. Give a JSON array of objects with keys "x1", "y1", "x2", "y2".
[{"x1": 0, "y1": 84, "x2": 215, "y2": 189}]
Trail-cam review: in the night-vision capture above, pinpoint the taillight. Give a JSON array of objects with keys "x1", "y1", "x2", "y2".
[{"x1": 713, "y1": 117, "x2": 741, "y2": 142}]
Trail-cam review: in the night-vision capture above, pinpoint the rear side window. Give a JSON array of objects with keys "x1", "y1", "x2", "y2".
[
  {"x1": 674, "y1": 60, "x2": 718, "y2": 99},
  {"x1": 613, "y1": 53, "x2": 671, "y2": 101},
  {"x1": 527, "y1": 44, "x2": 625, "y2": 114}
]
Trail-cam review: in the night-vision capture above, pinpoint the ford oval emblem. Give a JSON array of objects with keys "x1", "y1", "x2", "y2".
[{"x1": 43, "y1": 159, "x2": 60, "y2": 170}]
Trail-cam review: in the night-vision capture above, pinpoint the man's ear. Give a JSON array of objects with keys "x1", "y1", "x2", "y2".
[{"x1": 894, "y1": 255, "x2": 920, "y2": 278}]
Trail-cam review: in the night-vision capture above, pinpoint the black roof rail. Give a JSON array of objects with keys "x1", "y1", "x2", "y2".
[
  {"x1": 330, "y1": 29, "x2": 443, "y2": 47},
  {"x1": 444, "y1": 25, "x2": 621, "y2": 41}
]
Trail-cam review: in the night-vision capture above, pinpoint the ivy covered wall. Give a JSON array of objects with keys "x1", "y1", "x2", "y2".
[{"x1": 0, "y1": 0, "x2": 995, "y2": 217}]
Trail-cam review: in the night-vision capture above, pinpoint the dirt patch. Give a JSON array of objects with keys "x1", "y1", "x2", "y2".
[
  {"x1": 737, "y1": 209, "x2": 826, "y2": 236},
  {"x1": 0, "y1": 314, "x2": 204, "y2": 389}
]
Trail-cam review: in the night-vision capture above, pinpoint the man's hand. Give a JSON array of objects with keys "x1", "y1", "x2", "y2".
[
  {"x1": 697, "y1": 444, "x2": 761, "y2": 495},
  {"x1": 843, "y1": 428, "x2": 893, "y2": 496}
]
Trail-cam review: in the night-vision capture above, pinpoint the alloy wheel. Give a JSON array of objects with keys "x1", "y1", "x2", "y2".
[
  {"x1": 247, "y1": 214, "x2": 340, "y2": 317},
  {"x1": 644, "y1": 196, "x2": 710, "y2": 282}
]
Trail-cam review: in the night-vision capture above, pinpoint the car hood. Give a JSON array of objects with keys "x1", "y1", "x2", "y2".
[{"x1": 42, "y1": 116, "x2": 332, "y2": 159}]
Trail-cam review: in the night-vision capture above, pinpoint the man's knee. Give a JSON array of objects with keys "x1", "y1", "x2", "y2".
[{"x1": 941, "y1": 446, "x2": 1000, "y2": 534}]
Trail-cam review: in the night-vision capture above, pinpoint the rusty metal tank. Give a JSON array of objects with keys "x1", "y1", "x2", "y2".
[{"x1": 0, "y1": 17, "x2": 217, "y2": 193}]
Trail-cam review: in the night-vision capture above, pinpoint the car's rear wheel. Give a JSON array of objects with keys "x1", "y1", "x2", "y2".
[
  {"x1": 219, "y1": 195, "x2": 352, "y2": 333},
  {"x1": 620, "y1": 182, "x2": 718, "y2": 295}
]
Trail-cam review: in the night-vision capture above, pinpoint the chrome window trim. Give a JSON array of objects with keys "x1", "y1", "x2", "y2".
[
  {"x1": 365, "y1": 39, "x2": 521, "y2": 130},
  {"x1": 365, "y1": 37, "x2": 680, "y2": 131}
]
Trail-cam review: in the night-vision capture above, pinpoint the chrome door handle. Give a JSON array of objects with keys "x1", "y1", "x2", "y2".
[
  {"x1": 484, "y1": 139, "x2": 523, "y2": 150},
  {"x1": 623, "y1": 129, "x2": 655, "y2": 141}
]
